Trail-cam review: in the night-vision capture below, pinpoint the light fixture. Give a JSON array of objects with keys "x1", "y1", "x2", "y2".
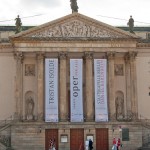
[{"x1": 39, "y1": 126, "x2": 42, "y2": 133}]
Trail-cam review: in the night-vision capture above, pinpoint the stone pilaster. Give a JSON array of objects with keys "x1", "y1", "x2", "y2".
[
  {"x1": 84, "y1": 52, "x2": 94, "y2": 121},
  {"x1": 36, "y1": 53, "x2": 44, "y2": 121},
  {"x1": 125, "y1": 54, "x2": 131, "y2": 117},
  {"x1": 14, "y1": 52, "x2": 23, "y2": 120},
  {"x1": 59, "y1": 52, "x2": 68, "y2": 121},
  {"x1": 128, "y1": 51, "x2": 138, "y2": 120},
  {"x1": 107, "y1": 52, "x2": 115, "y2": 121}
]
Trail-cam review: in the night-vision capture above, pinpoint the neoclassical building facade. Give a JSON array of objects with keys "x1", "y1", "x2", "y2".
[{"x1": 0, "y1": 13, "x2": 150, "y2": 150}]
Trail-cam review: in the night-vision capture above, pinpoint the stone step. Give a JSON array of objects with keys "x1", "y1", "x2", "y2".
[{"x1": 138, "y1": 147, "x2": 150, "y2": 150}]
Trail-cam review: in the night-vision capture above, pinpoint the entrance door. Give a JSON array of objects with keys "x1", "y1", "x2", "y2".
[
  {"x1": 96, "y1": 128, "x2": 108, "y2": 150},
  {"x1": 70, "y1": 129, "x2": 84, "y2": 150},
  {"x1": 45, "y1": 129, "x2": 58, "y2": 150}
]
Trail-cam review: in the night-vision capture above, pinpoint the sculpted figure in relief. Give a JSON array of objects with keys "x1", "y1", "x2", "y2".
[
  {"x1": 26, "y1": 96, "x2": 34, "y2": 120},
  {"x1": 30, "y1": 20, "x2": 127, "y2": 38},
  {"x1": 70, "y1": 0, "x2": 79, "y2": 13},
  {"x1": 115, "y1": 95, "x2": 124, "y2": 120}
]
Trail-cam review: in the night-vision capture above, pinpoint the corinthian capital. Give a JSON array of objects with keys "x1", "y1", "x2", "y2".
[
  {"x1": 36, "y1": 52, "x2": 45, "y2": 60},
  {"x1": 107, "y1": 51, "x2": 115, "y2": 60},
  {"x1": 14, "y1": 52, "x2": 24, "y2": 63},
  {"x1": 59, "y1": 52, "x2": 68, "y2": 59},
  {"x1": 125, "y1": 51, "x2": 137, "y2": 62},
  {"x1": 84, "y1": 52, "x2": 93, "y2": 59}
]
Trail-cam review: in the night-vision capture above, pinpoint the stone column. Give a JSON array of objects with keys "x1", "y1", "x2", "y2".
[
  {"x1": 37, "y1": 53, "x2": 44, "y2": 121},
  {"x1": 59, "y1": 52, "x2": 68, "y2": 121},
  {"x1": 125, "y1": 54, "x2": 131, "y2": 117},
  {"x1": 129, "y1": 51, "x2": 138, "y2": 120},
  {"x1": 107, "y1": 52, "x2": 115, "y2": 121},
  {"x1": 84, "y1": 52, "x2": 94, "y2": 121},
  {"x1": 14, "y1": 52, "x2": 23, "y2": 120}
]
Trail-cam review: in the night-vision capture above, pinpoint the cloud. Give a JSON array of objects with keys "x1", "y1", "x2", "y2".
[{"x1": 19, "y1": 0, "x2": 61, "y2": 10}]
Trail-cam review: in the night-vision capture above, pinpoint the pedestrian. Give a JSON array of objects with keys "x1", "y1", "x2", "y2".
[
  {"x1": 89, "y1": 139, "x2": 93, "y2": 150},
  {"x1": 117, "y1": 138, "x2": 121, "y2": 150},
  {"x1": 112, "y1": 137, "x2": 117, "y2": 150}
]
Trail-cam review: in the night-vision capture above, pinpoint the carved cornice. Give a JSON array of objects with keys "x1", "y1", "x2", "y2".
[
  {"x1": 0, "y1": 43, "x2": 13, "y2": 49},
  {"x1": 137, "y1": 43, "x2": 150, "y2": 48},
  {"x1": 0, "y1": 43, "x2": 14, "y2": 53},
  {"x1": 12, "y1": 37, "x2": 138, "y2": 43}
]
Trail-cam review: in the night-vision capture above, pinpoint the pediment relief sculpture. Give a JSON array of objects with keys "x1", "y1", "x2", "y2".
[
  {"x1": 11, "y1": 13, "x2": 139, "y2": 41},
  {"x1": 26, "y1": 20, "x2": 131, "y2": 39}
]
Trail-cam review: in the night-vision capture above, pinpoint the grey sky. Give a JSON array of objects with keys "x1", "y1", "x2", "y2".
[
  {"x1": 0, "y1": 0, "x2": 150, "y2": 26},
  {"x1": 19, "y1": 0, "x2": 61, "y2": 9}
]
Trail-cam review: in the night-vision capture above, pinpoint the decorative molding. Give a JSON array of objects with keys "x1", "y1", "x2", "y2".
[
  {"x1": 25, "y1": 64, "x2": 35, "y2": 76},
  {"x1": 137, "y1": 43, "x2": 150, "y2": 47},
  {"x1": 0, "y1": 44, "x2": 13, "y2": 49},
  {"x1": 114, "y1": 64, "x2": 124, "y2": 76}
]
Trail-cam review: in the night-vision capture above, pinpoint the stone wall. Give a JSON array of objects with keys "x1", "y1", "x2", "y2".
[
  {"x1": 11, "y1": 122, "x2": 142, "y2": 150},
  {"x1": 0, "y1": 53, "x2": 16, "y2": 120}
]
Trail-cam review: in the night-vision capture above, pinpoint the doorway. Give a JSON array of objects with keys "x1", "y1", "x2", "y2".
[
  {"x1": 45, "y1": 129, "x2": 58, "y2": 150},
  {"x1": 70, "y1": 128, "x2": 84, "y2": 150}
]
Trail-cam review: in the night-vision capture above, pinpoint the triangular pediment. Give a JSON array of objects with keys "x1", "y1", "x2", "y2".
[{"x1": 11, "y1": 13, "x2": 139, "y2": 41}]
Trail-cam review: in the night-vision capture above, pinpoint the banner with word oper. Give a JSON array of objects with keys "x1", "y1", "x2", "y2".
[
  {"x1": 45, "y1": 58, "x2": 58, "y2": 122},
  {"x1": 70, "y1": 59, "x2": 83, "y2": 122},
  {"x1": 94, "y1": 59, "x2": 108, "y2": 122}
]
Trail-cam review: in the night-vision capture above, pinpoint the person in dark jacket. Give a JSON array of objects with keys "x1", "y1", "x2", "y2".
[{"x1": 89, "y1": 139, "x2": 93, "y2": 150}]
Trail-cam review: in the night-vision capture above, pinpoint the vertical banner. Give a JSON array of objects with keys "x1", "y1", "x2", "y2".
[
  {"x1": 94, "y1": 59, "x2": 108, "y2": 122},
  {"x1": 45, "y1": 58, "x2": 58, "y2": 122},
  {"x1": 70, "y1": 59, "x2": 83, "y2": 122}
]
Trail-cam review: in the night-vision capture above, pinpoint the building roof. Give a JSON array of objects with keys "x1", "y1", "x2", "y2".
[
  {"x1": 0, "y1": 26, "x2": 34, "y2": 31},
  {"x1": 0, "y1": 26, "x2": 150, "y2": 32}
]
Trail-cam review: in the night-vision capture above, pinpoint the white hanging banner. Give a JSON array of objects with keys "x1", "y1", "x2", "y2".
[
  {"x1": 70, "y1": 59, "x2": 83, "y2": 122},
  {"x1": 94, "y1": 59, "x2": 108, "y2": 122},
  {"x1": 45, "y1": 58, "x2": 58, "y2": 122}
]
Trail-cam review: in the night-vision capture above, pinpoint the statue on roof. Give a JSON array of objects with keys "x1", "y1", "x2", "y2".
[
  {"x1": 15, "y1": 15, "x2": 22, "y2": 34},
  {"x1": 70, "y1": 0, "x2": 79, "y2": 13},
  {"x1": 127, "y1": 15, "x2": 134, "y2": 33}
]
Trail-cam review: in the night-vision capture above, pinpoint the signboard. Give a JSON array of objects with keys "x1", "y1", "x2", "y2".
[
  {"x1": 122, "y1": 128, "x2": 129, "y2": 141},
  {"x1": 70, "y1": 59, "x2": 83, "y2": 122},
  {"x1": 45, "y1": 58, "x2": 58, "y2": 122},
  {"x1": 94, "y1": 59, "x2": 108, "y2": 122}
]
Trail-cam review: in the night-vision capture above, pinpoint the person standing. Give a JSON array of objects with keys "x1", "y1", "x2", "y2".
[
  {"x1": 117, "y1": 138, "x2": 121, "y2": 150},
  {"x1": 112, "y1": 137, "x2": 117, "y2": 150},
  {"x1": 89, "y1": 139, "x2": 93, "y2": 150}
]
